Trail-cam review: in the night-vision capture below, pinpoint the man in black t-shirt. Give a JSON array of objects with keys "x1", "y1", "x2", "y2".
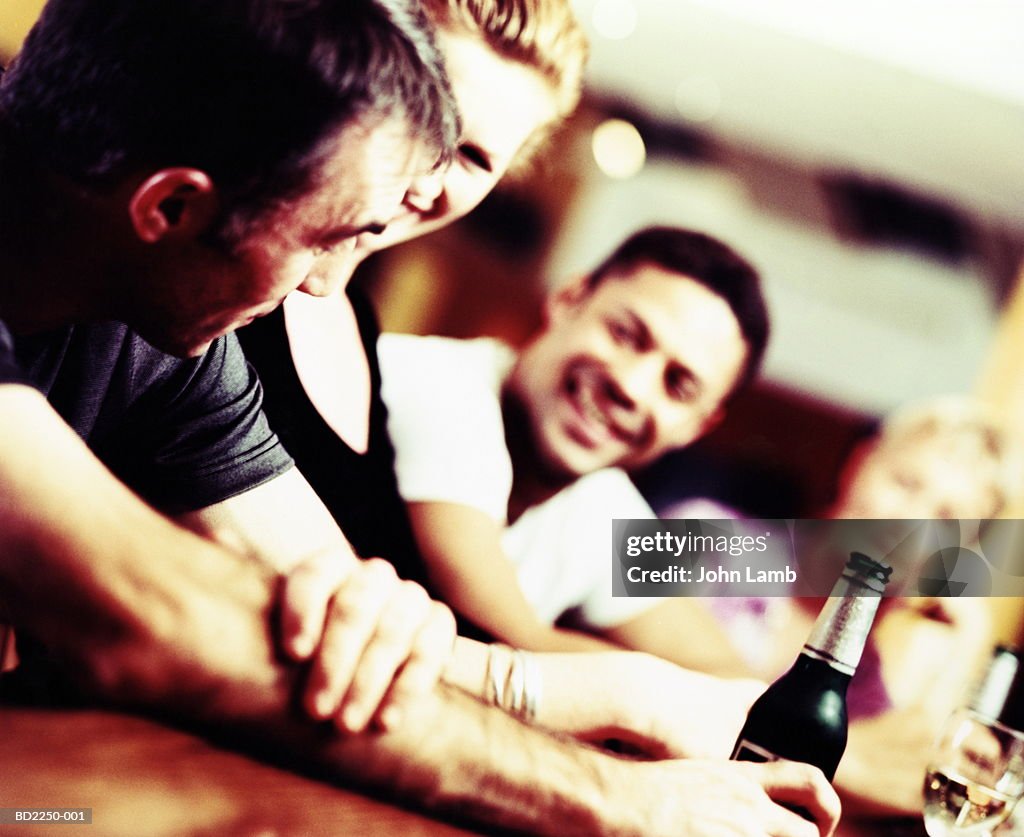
[
  {"x1": 0, "y1": 0, "x2": 463, "y2": 720},
  {"x1": 0, "y1": 0, "x2": 477, "y2": 803},
  {"x1": 0, "y1": 3, "x2": 841, "y2": 835}
]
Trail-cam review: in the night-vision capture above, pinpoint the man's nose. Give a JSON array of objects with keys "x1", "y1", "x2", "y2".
[
  {"x1": 607, "y1": 356, "x2": 661, "y2": 409},
  {"x1": 404, "y1": 167, "x2": 445, "y2": 212}
]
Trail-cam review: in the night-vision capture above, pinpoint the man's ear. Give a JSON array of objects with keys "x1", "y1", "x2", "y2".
[
  {"x1": 543, "y1": 274, "x2": 592, "y2": 325},
  {"x1": 127, "y1": 168, "x2": 217, "y2": 244}
]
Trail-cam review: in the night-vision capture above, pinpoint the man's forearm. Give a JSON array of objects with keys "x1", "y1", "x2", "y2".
[
  {"x1": 262, "y1": 683, "x2": 618, "y2": 836},
  {"x1": 0, "y1": 390, "x2": 622, "y2": 834},
  {"x1": 97, "y1": 559, "x2": 625, "y2": 836},
  {"x1": 5, "y1": 509, "x2": 620, "y2": 835},
  {"x1": 4, "y1": 519, "x2": 834, "y2": 837},
  {"x1": 0, "y1": 386, "x2": 289, "y2": 713}
]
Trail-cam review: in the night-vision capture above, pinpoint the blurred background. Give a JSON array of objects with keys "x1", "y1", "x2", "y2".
[
  {"x1": 2, "y1": 0, "x2": 1023, "y2": 556},
  {"x1": 368, "y1": 0, "x2": 1024, "y2": 520}
]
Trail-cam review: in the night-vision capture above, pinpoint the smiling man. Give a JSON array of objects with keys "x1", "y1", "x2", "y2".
[{"x1": 380, "y1": 226, "x2": 770, "y2": 657}]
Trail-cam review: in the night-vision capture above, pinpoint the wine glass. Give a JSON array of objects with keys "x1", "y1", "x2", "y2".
[{"x1": 923, "y1": 708, "x2": 1024, "y2": 836}]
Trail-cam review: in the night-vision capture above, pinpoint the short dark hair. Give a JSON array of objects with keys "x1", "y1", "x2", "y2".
[
  {"x1": 0, "y1": 0, "x2": 459, "y2": 242},
  {"x1": 587, "y1": 226, "x2": 770, "y2": 398}
]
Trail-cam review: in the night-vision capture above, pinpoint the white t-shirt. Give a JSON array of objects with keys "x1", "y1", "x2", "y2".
[{"x1": 378, "y1": 333, "x2": 660, "y2": 629}]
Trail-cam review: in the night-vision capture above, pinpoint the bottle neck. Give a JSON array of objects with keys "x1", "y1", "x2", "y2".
[{"x1": 805, "y1": 588, "x2": 883, "y2": 675}]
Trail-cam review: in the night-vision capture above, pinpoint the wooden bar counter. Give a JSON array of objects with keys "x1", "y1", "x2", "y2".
[
  {"x1": 0, "y1": 706, "x2": 479, "y2": 836},
  {"x1": 0, "y1": 703, "x2": 933, "y2": 835}
]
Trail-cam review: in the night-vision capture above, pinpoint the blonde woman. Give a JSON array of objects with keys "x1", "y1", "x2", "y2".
[
  {"x1": 674, "y1": 396, "x2": 1012, "y2": 816},
  {"x1": 239, "y1": 0, "x2": 587, "y2": 577}
]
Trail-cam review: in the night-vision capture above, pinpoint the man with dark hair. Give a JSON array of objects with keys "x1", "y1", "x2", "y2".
[
  {"x1": 380, "y1": 226, "x2": 770, "y2": 663},
  {"x1": 584, "y1": 226, "x2": 770, "y2": 395},
  {"x1": 0, "y1": 2, "x2": 839, "y2": 833},
  {"x1": 0, "y1": 0, "x2": 461, "y2": 724},
  {"x1": 2, "y1": 0, "x2": 458, "y2": 254},
  {"x1": 0, "y1": 0, "x2": 459, "y2": 358}
]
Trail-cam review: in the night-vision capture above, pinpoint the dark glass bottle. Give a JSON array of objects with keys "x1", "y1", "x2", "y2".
[
  {"x1": 969, "y1": 644, "x2": 1024, "y2": 730},
  {"x1": 731, "y1": 552, "x2": 891, "y2": 781}
]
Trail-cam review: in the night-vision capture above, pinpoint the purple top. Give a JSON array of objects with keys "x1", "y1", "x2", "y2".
[
  {"x1": 667, "y1": 499, "x2": 892, "y2": 720},
  {"x1": 708, "y1": 596, "x2": 892, "y2": 720}
]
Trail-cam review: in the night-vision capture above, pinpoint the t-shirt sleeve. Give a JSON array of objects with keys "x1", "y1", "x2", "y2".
[
  {"x1": 571, "y1": 471, "x2": 667, "y2": 628},
  {"x1": 378, "y1": 334, "x2": 513, "y2": 523},
  {"x1": 120, "y1": 332, "x2": 293, "y2": 512},
  {"x1": 503, "y1": 468, "x2": 665, "y2": 628}
]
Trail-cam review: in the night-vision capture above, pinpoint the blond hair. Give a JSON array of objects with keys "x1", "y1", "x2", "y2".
[
  {"x1": 877, "y1": 395, "x2": 1018, "y2": 517},
  {"x1": 422, "y1": 0, "x2": 588, "y2": 160}
]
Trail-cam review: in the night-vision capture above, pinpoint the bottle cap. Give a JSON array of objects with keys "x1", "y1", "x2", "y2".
[{"x1": 846, "y1": 552, "x2": 892, "y2": 594}]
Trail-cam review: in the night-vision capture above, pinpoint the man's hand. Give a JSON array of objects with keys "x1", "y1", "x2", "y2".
[
  {"x1": 619, "y1": 758, "x2": 841, "y2": 837},
  {"x1": 279, "y1": 552, "x2": 456, "y2": 733},
  {"x1": 529, "y1": 651, "x2": 765, "y2": 760},
  {"x1": 638, "y1": 662, "x2": 766, "y2": 759}
]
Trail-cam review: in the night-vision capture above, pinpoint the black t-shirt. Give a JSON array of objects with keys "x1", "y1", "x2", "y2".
[
  {"x1": 238, "y1": 286, "x2": 425, "y2": 576},
  {"x1": 238, "y1": 289, "x2": 494, "y2": 642},
  {"x1": 0, "y1": 318, "x2": 293, "y2": 512}
]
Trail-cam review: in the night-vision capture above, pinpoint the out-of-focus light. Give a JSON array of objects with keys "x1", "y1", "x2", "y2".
[
  {"x1": 591, "y1": 119, "x2": 646, "y2": 179},
  {"x1": 674, "y1": 74, "x2": 722, "y2": 124},
  {"x1": 591, "y1": 0, "x2": 637, "y2": 40}
]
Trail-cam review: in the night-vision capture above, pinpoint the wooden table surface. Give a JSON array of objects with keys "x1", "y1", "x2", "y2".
[
  {"x1": 0, "y1": 706, "x2": 480, "y2": 836},
  {"x1": 0, "y1": 704, "x2": 934, "y2": 836}
]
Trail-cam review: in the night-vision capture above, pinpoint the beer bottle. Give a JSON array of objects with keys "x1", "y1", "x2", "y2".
[
  {"x1": 731, "y1": 551, "x2": 891, "y2": 780},
  {"x1": 969, "y1": 644, "x2": 1024, "y2": 729}
]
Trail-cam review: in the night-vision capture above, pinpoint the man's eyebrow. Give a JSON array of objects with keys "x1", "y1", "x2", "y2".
[
  {"x1": 622, "y1": 309, "x2": 653, "y2": 348},
  {"x1": 429, "y1": 152, "x2": 453, "y2": 173}
]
